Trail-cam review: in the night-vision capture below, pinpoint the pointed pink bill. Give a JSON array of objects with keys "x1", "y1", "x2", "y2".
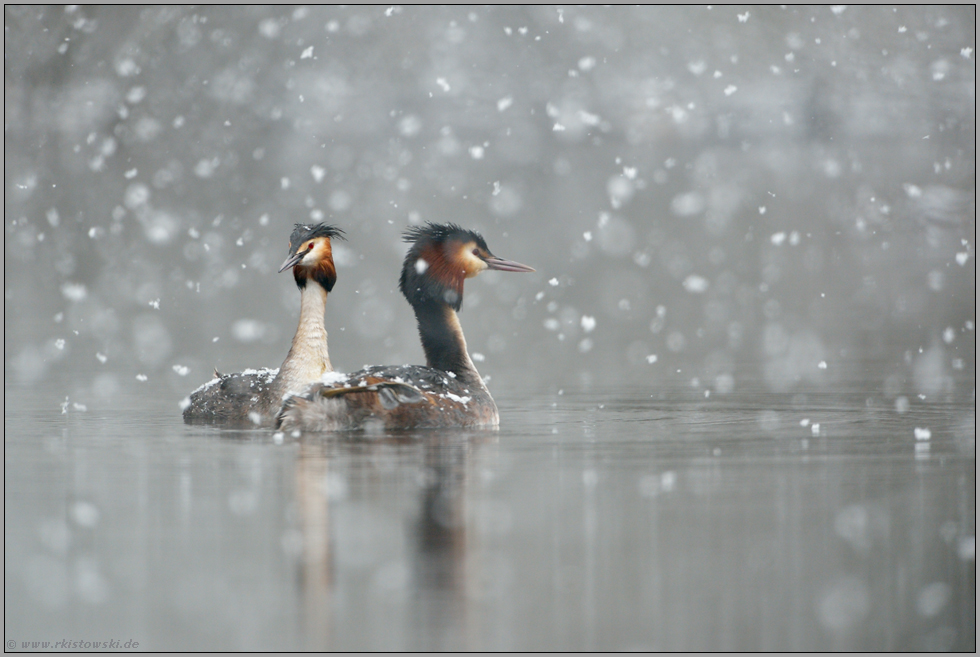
[{"x1": 485, "y1": 256, "x2": 535, "y2": 273}]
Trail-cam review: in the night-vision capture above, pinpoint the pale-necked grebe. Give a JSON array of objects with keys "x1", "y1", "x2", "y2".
[
  {"x1": 182, "y1": 223, "x2": 344, "y2": 426},
  {"x1": 276, "y1": 222, "x2": 534, "y2": 432}
]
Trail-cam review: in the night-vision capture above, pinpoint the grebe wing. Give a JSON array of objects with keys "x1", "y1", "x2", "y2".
[{"x1": 315, "y1": 380, "x2": 426, "y2": 408}]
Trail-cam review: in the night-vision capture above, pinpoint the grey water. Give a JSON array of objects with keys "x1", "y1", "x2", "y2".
[
  {"x1": 4, "y1": 4, "x2": 976, "y2": 652},
  {"x1": 5, "y1": 375, "x2": 975, "y2": 651}
]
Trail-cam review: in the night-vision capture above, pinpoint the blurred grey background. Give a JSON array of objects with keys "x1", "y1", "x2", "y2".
[{"x1": 4, "y1": 5, "x2": 975, "y2": 404}]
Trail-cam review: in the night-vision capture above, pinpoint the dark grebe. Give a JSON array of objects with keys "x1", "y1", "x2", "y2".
[
  {"x1": 182, "y1": 223, "x2": 344, "y2": 426},
  {"x1": 276, "y1": 222, "x2": 534, "y2": 432}
]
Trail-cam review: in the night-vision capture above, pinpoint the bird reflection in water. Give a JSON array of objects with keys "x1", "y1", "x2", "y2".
[{"x1": 292, "y1": 432, "x2": 489, "y2": 650}]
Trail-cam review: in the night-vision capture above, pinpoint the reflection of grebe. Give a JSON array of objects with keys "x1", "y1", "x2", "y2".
[
  {"x1": 277, "y1": 223, "x2": 534, "y2": 432},
  {"x1": 182, "y1": 223, "x2": 344, "y2": 426}
]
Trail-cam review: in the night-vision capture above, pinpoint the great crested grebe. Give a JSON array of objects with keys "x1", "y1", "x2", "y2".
[
  {"x1": 182, "y1": 223, "x2": 344, "y2": 426},
  {"x1": 275, "y1": 222, "x2": 534, "y2": 432}
]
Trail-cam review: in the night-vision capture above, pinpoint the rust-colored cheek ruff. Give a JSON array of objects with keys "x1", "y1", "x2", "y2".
[
  {"x1": 416, "y1": 242, "x2": 465, "y2": 308},
  {"x1": 294, "y1": 246, "x2": 337, "y2": 291}
]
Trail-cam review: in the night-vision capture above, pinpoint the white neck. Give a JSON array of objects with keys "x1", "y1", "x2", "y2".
[{"x1": 273, "y1": 282, "x2": 332, "y2": 398}]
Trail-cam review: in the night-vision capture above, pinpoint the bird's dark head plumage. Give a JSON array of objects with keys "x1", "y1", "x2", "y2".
[
  {"x1": 287, "y1": 223, "x2": 345, "y2": 253},
  {"x1": 280, "y1": 223, "x2": 345, "y2": 292},
  {"x1": 397, "y1": 223, "x2": 488, "y2": 311}
]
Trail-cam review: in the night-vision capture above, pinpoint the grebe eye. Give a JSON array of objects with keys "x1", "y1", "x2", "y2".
[{"x1": 472, "y1": 248, "x2": 480, "y2": 256}]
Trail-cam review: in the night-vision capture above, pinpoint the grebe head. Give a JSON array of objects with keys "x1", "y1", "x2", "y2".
[
  {"x1": 279, "y1": 223, "x2": 345, "y2": 291},
  {"x1": 399, "y1": 222, "x2": 534, "y2": 311}
]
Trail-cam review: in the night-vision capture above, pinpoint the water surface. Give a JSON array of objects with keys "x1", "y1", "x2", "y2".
[{"x1": 5, "y1": 379, "x2": 975, "y2": 651}]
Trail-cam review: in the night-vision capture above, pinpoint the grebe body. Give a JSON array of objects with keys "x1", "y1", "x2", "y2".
[
  {"x1": 276, "y1": 223, "x2": 533, "y2": 433},
  {"x1": 182, "y1": 223, "x2": 344, "y2": 426}
]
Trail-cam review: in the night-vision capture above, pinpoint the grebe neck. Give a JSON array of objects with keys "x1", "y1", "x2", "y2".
[
  {"x1": 272, "y1": 280, "x2": 332, "y2": 398},
  {"x1": 414, "y1": 300, "x2": 482, "y2": 385}
]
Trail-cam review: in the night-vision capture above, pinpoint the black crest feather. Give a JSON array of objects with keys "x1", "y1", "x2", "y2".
[
  {"x1": 288, "y1": 223, "x2": 345, "y2": 254},
  {"x1": 402, "y1": 222, "x2": 488, "y2": 252}
]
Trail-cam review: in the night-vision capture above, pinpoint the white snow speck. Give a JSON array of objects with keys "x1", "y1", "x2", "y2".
[
  {"x1": 71, "y1": 501, "x2": 99, "y2": 527},
  {"x1": 811, "y1": 423, "x2": 821, "y2": 436},
  {"x1": 96, "y1": 352, "x2": 107, "y2": 364},
  {"x1": 830, "y1": 5, "x2": 847, "y2": 15},
  {"x1": 311, "y1": 165, "x2": 326, "y2": 183},
  {"x1": 645, "y1": 354, "x2": 658, "y2": 364},
  {"x1": 818, "y1": 360, "x2": 827, "y2": 370},
  {"x1": 469, "y1": 145, "x2": 484, "y2": 159},
  {"x1": 682, "y1": 275, "x2": 709, "y2": 293},
  {"x1": 61, "y1": 283, "x2": 88, "y2": 302},
  {"x1": 962, "y1": 47, "x2": 974, "y2": 59},
  {"x1": 172, "y1": 364, "x2": 190, "y2": 377},
  {"x1": 497, "y1": 96, "x2": 513, "y2": 112},
  {"x1": 471, "y1": 352, "x2": 485, "y2": 362},
  {"x1": 553, "y1": 123, "x2": 566, "y2": 132},
  {"x1": 194, "y1": 158, "x2": 219, "y2": 178},
  {"x1": 232, "y1": 319, "x2": 267, "y2": 343},
  {"x1": 548, "y1": 278, "x2": 559, "y2": 287},
  {"x1": 54, "y1": 339, "x2": 66, "y2": 350},
  {"x1": 955, "y1": 252, "x2": 969, "y2": 266},
  {"x1": 771, "y1": 232, "x2": 787, "y2": 245},
  {"x1": 800, "y1": 418, "x2": 810, "y2": 427},
  {"x1": 137, "y1": 374, "x2": 148, "y2": 382},
  {"x1": 670, "y1": 191, "x2": 705, "y2": 216},
  {"x1": 148, "y1": 298, "x2": 160, "y2": 309},
  {"x1": 583, "y1": 231, "x2": 592, "y2": 242},
  {"x1": 72, "y1": 402, "x2": 87, "y2": 412},
  {"x1": 300, "y1": 46, "x2": 314, "y2": 59},
  {"x1": 126, "y1": 86, "x2": 146, "y2": 104},
  {"x1": 737, "y1": 12, "x2": 750, "y2": 22},
  {"x1": 943, "y1": 327, "x2": 956, "y2": 344},
  {"x1": 724, "y1": 85, "x2": 738, "y2": 96},
  {"x1": 578, "y1": 56, "x2": 596, "y2": 71},
  {"x1": 415, "y1": 258, "x2": 429, "y2": 274},
  {"x1": 914, "y1": 427, "x2": 931, "y2": 441},
  {"x1": 436, "y1": 77, "x2": 451, "y2": 92},
  {"x1": 581, "y1": 316, "x2": 596, "y2": 333}
]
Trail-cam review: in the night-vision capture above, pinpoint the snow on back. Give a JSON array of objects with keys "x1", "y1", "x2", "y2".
[{"x1": 445, "y1": 392, "x2": 471, "y2": 405}]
